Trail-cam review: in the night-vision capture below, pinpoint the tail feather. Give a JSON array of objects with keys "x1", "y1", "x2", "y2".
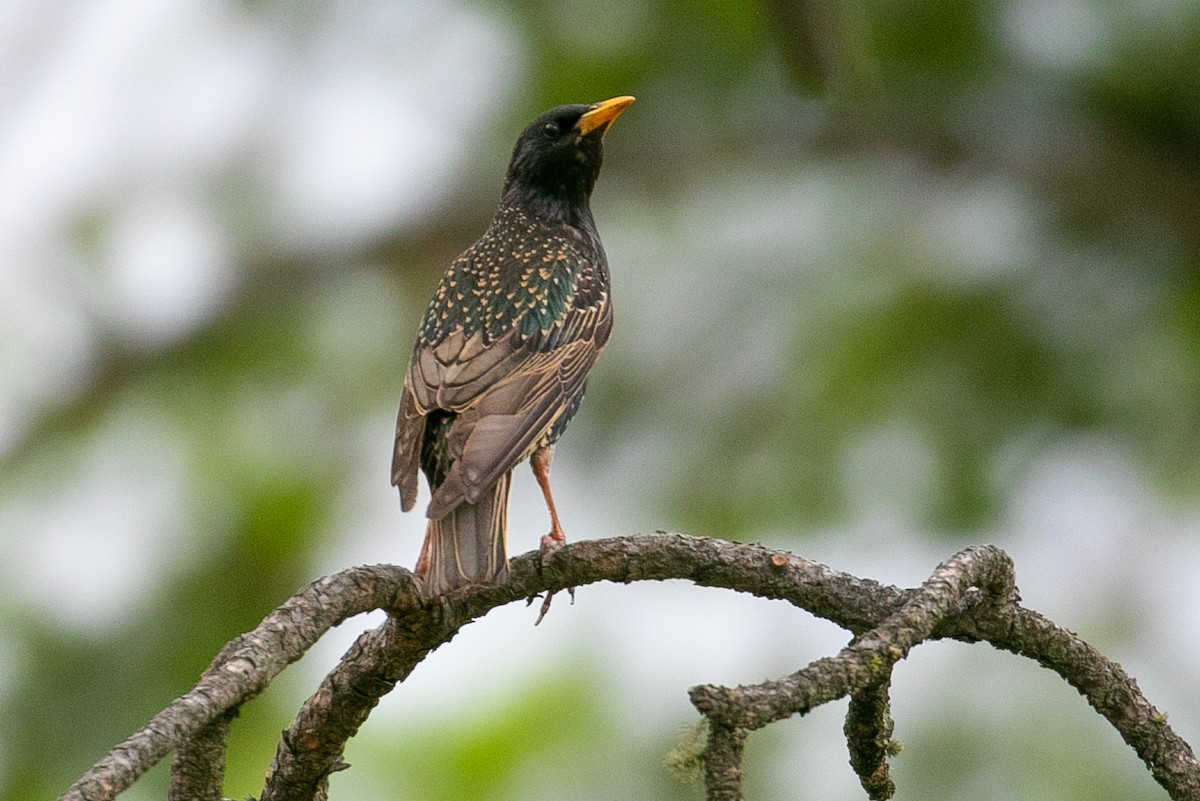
[{"x1": 418, "y1": 470, "x2": 512, "y2": 596}]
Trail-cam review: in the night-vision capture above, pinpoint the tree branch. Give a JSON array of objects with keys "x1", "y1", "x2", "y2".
[
  {"x1": 61, "y1": 564, "x2": 415, "y2": 801},
  {"x1": 845, "y1": 678, "x2": 896, "y2": 800},
  {"x1": 59, "y1": 535, "x2": 1200, "y2": 801},
  {"x1": 962, "y1": 604, "x2": 1200, "y2": 798},
  {"x1": 169, "y1": 708, "x2": 236, "y2": 801},
  {"x1": 260, "y1": 604, "x2": 466, "y2": 801},
  {"x1": 701, "y1": 722, "x2": 746, "y2": 801},
  {"x1": 687, "y1": 545, "x2": 1015, "y2": 795},
  {"x1": 689, "y1": 546, "x2": 1015, "y2": 728}
]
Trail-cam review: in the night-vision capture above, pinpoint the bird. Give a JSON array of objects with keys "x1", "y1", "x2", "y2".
[{"x1": 392, "y1": 95, "x2": 635, "y2": 599}]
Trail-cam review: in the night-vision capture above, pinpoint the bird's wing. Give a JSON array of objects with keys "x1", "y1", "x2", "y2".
[
  {"x1": 405, "y1": 298, "x2": 611, "y2": 520},
  {"x1": 391, "y1": 385, "x2": 423, "y2": 511}
]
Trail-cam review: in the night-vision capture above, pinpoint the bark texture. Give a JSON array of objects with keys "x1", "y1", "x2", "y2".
[{"x1": 59, "y1": 535, "x2": 1200, "y2": 801}]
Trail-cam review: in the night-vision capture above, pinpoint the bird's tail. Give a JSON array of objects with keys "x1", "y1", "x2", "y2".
[{"x1": 417, "y1": 470, "x2": 512, "y2": 597}]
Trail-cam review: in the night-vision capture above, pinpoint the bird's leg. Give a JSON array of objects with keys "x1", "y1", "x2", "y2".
[
  {"x1": 530, "y1": 444, "x2": 574, "y2": 624},
  {"x1": 531, "y1": 444, "x2": 565, "y2": 550}
]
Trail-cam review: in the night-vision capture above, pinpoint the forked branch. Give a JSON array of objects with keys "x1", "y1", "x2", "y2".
[{"x1": 60, "y1": 535, "x2": 1200, "y2": 801}]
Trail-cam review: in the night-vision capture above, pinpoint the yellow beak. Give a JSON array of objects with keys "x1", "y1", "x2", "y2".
[{"x1": 576, "y1": 95, "x2": 636, "y2": 137}]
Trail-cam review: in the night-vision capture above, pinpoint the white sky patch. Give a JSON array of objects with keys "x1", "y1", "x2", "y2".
[
  {"x1": 1003, "y1": 0, "x2": 1111, "y2": 74},
  {"x1": 266, "y1": 78, "x2": 456, "y2": 251},
  {"x1": 841, "y1": 420, "x2": 942, "y2": 523},
  {"x1": 0, "y1": 243, "x2": 97, "y2": 454},
  {"x1": 261, "y1": 1, "x2": 520, "y2": 252},
  {"x1": 0, "y1": 402, "x2": 199, "y2": 632},
  {"x1": 0, "y1": 0, "x2": 160, "y2": 233},
  {"x1": 919, "y1": 177, "x2": 1039, "y2": 284},
  {"x1": 96, "y1": 191, "x2": 236, "y2": 347}
]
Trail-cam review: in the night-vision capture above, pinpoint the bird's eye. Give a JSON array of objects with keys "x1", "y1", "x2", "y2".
[{"x1": 542, "y1": 122, "x2": 561, "y2": 139}]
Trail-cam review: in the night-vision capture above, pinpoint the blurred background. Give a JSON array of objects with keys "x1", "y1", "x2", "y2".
[{"x1": 2, "y1": 0, "x2": 1198, "y2": 798}]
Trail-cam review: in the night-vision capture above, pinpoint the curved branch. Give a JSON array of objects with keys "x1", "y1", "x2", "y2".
[
  {"x1": 965, "y1": 605, "x2": 1200, "y2": 799},
  {"x1": 260, "y1": 608, "x2": 466, "y2": 801},
  {"x1": 61, "y1": 564, "x2": 416, "y2": 801},
  {"x1": 259, "y1": 535, "x2": 912, "y2": 798},
  {"x1": 61, "y1": 535, "x2": 1200, "y2": 801},
  {"x1": 688, "y1": 546, "x2": 1016, "y2": 729},
  {"x1": 686, "y1": 545, "x2": 1015, "y2": 797}
]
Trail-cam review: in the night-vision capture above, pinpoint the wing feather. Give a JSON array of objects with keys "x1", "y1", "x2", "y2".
[
  {"x1": 421, "y1": 310, "x2": 609, "y2": 519},
  {"x1": 394, "y1": 211, "x2": 613, "y2": 520},
  {"x1": 391, "y1": 386, "x2": 424, "y2": 511}
]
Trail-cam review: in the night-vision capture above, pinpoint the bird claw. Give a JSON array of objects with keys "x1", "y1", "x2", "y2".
[
  {"x1": 532, "y1": 532, "x2": 575, "y2": 625},
  {"x1": 531, "y1": 586, "x2": 576, "y2": 626},
  {"x1": 534, "y1": 591, "x2": 554, "y2": 625}
]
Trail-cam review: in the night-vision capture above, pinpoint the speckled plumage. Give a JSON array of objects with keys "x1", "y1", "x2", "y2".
[
  {"x1": 392, "y1": 97, "x2": 633, "y2": 597},
  {"x1": 419, "y1": 205, "x2": 609, "y2": 350}
]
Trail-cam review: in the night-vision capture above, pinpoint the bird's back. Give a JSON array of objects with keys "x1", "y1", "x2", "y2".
[
  {"x1": 419, "y1": 205, "x2": 610, "y2": 355},
  {"x1": 399, "y1": 203, "x2": 613, "y2": 512}
]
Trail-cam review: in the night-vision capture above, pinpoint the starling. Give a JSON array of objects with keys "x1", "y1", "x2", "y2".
[{"x1": 392, "y1": 95, "x2": 635, "y2": 597}]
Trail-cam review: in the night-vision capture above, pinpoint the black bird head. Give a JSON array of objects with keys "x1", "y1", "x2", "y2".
[{"x1": 501, "y1": 96, "x2": 635, "y2": 222}]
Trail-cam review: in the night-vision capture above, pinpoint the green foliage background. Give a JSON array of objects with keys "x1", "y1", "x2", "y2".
[{"x1": 1, "y1": 0, "x2": 1198, "y2": 798}]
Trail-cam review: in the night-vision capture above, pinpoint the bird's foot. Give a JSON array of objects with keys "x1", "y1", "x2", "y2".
[
  {"x1": 540, "y1": 530, "x2": 566, "y2": 555},
  {"x1": 530, "y1": 586, "x2": 576, "y2": 626},
  {"x1": 531, "y1": 529, "x2": 575, "y2": 625}
]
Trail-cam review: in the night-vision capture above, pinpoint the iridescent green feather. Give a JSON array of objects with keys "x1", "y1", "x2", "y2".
[{"x1": 420, "y1": 207, "x2": 593, "y2": 349}]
